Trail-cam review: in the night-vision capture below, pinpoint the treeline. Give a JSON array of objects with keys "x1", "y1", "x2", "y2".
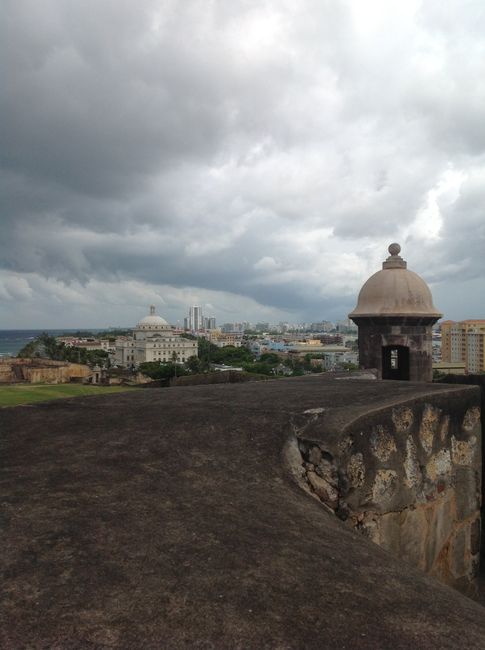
[
  {"x1": 17, "y1": 333, "x2": 344, "y2": 378},
  {"x1": 17, "y1": 333, "x2": 110, "y2": 367}
]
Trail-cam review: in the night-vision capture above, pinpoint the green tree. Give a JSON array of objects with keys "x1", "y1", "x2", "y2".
[
  {"x1": 185, "y1": 355, "x2": 201, "y2": 374},
  {"x1": 259, "y1": 352, "x2": 280, "y2": 365},
  {"x1": 242, "y1": 361, "x2": 274, "y2": 376},
  {"x1": 139, "y1": 361, "x2": 187, "y2": 380},
  {"x1": 340, "y1": 362, "x2": 359, "y2": 372}
]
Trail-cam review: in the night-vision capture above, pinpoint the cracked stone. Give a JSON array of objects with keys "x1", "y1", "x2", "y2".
[{"x1": 307, "y1": 471, "x2": 339, "y2": 506}]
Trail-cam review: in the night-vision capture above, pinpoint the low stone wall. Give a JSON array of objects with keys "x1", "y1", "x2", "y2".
[
  {"x1": 0, "y1": 358, "x2": 92, "y2": 384},
  {"x1": 294, "y1": 389, "x2": 481, "y2": 593}
]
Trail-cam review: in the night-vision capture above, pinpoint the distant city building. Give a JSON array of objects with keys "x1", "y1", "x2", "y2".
[
  {"x1": 204, "y1": 316, "x2": 217, "y2": 330},
  {"x1": 441, "y1": 320, "x2": 485, "y2": 374},
  {"x1": 208, "y1": 331, "x2": 242, "y2": 348},
  {"x1": 56, "y1": 337, "x2": 113, "y2": 352},
  {"x1": 335, "y1": 319, "x2": 357, "y2": 334},
  {"x1": 114, "y1": 306, "x2": 197, "y2": 368},
  {"x1": 221, "y1": 322, "x2": 245, "y2": 333},
  {"x1": 189, "y1": 305, "x2": 204, "y2": 332},
  {"x1": 318, "y1": 334, "x2": 343, "y2": 346},
  {"x1": 433, "y1": 361, "x2": 466, "y2": 376}
]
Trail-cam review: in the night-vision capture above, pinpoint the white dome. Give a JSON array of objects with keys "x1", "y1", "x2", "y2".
[{"x1": 136, "y1": 306, "x2": 170, "y2": 329}]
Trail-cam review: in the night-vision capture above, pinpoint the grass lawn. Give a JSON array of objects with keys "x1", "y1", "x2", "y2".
[{"x1": 0, "y1": 383, "x2": 136, "y2": 407}]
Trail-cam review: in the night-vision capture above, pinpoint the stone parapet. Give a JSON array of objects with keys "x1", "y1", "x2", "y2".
[
  {"x1": 2, "y1": 375, "x2": 485, "y2": 647},
  {"x1": 295, "y1": 386, "x2": 481, "y2": 593},
  {"x1": 0, "y1": 358, "x2": 92, "y2": 384}
]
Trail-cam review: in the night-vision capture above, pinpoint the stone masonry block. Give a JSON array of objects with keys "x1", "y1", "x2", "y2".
[
  {"x1": 372, "y1": 470, "x2": 398, "y2": 506},
  {"x1": 451, "y1": 436, "x2": 478, "y2": 467},
  {"x1": 307, "y1": 470, "x2": 339, "y2": 507},
  {"x1": 370, "y1": 425, "x2": 397, "y2": 462},
  {"x1": 462, "y1": 406, "x2": 481, "y2": 434},
  {"x1": 454, "y1": 467, "x2": 479, "y2": 521},
  {"x1": 450, "y1": 526, "x2": 468, "y2": 579},
  {"x1": 400, "y1": 507, "x2": 428, "y2": 571},
  {"x1": 425, "y1": 448, "x2": 452, "y2": 483},
  {"x1": 425, "y1": 494, "x2": 453, "y2": 571},
  {"x1": 419, "y1": 404, "x2": 441, "y2": 455},
  {"x1": 377, "y1": 511, "x2": 401, "y2": 556},
  {"x1": 404, "y1": 436, "x2": 421, "y2": 489},
  {"x1": 347, "y1": 453, "x2": 365, "y2": 488},
  {"x1": 392, "y1": 406, "x2": 414, "y2": 433},
  {"x1": 470, "y1": 518, "x2": 481, "y2": 556}
]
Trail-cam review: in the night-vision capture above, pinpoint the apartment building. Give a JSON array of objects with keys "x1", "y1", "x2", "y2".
[{"x1": 441, "y1": 320, "x2": 485, "y2": 374}]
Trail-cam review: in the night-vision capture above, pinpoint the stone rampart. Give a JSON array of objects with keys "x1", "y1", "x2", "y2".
[
  {"x1": 294, "y1": 387, "x2": 481, "y2": 593},
  {"x1": 2, "y1": 376, "x2": 485, "y2": 647},
  {"x1": 0, "y1": 358, "x2": 92, "y2": 384}
]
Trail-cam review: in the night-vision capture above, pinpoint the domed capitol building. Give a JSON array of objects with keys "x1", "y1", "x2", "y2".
[{"x1": 114, "y1": 306, "x2": 198, "y2": 368}]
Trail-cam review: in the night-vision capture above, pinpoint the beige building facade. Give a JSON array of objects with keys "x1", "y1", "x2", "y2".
[
  {"x1": 441, "y1": 319, "x2": 485, "y2": 373},
  {"x1": 207, "y1": 331, "x2": 243, "y2": 348},
  {"x1": 114, "y1": 306, "x2": 198, "y2": 368}
]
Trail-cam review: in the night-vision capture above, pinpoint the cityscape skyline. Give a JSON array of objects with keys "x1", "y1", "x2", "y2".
[{"x1": 2, "y1": 1, "x2": 485, "y2": 329}]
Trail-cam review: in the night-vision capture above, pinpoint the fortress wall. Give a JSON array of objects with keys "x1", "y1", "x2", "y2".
[
  {"x1": 66, "y1": 363, "x2": 93, "y2": 380},
  {"x1": 0, "y1": 359, "x2": 92, "y2": 384},
  {"x1": 296, "y1": 388, "x2": 481, "y2": 593},
  {"x1": 0, "y1": 364, "x2": 15, "y2": 383},
  {"x1": 22, "y1": 365, "x2": 72, "y2": 383}
]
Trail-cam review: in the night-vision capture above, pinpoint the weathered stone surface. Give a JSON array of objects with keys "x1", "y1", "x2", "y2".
[
  {"x1": 298, "y1": 379, "x2": 480, "y2": 593},
  {"x1": 463, "y1": 406, "x2": 481, "y2": 433},
  {"x1": 400, "y1": 507, "x2": 428, "y2": 570},
  {"x1": 425, "y1": 494, "x2": 454, "y2": 571},
  {"x1": 392, "y1": 406, "x2": 414, "y2": 433},
  {"x1": 403, "y1": 435, "x2": 420, "y2": 489},
  {"x1": 439, "y1": 414, "x2": 450, "y2": 442},
  {"x1": 359, "y1": 517, "x2": 380, "y2": 544},
  {"x1": 338, "y1": 435, "x2": 353, "y2": 453},
  {"x1": 450, "y1": 526, "x2": 467, "y2": 579},
  {"x1": 470, "y1": 518, "x2": 481, "y2": 556},
  {"x1": 378, "y1": 511, "x2": 400, "y2": 555},
  {"x1": 347, "y1": 452, "x2": 365, "y2": 488},
  {"x1": 451, "y1": 435, "x2": 478, "y2": 466},
  {"x1": 307, "y1": 470, "x2": 339, "y2": 506},
  {"x1": 370, "y1": 425, "x2": 397, "y2": 461},
  {"x1": 297, "y1": 382, "x2": 481, "y2": 593},
  {"x1": 1, "y1": 374, "x2": 483, "y2": 649},
  {"x1": 372, "y1": 469, "x2": 398, "y2": 505},
  {"x1": 425, "y1": 448, "x2": 452, "y2": 482},
  {"x1": 308, "y1": 445, "x2": 322, "y2": 466},
  {"x1": 419, "y1": 403, "x2": 441, "y2": 454},
  {"x1": 314, "y1": 458, "x2": 339, "y2": 487},
  {"x1": 455, "y1": 467, "x2": 479, "y2": 520}
]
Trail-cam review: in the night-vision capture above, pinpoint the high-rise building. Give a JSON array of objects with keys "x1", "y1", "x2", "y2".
[
  {"x1": 204, "y1": 317, "x2": 216, "y2": 330},
  {"x1": 441, "y1": 320, "x2": 485, "y2": 373},
  {"x1": 189, "y1": 306, "x2": 203, "y2": 332}
]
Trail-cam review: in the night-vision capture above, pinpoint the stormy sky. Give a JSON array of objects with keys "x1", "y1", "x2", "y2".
[{"x1": 2, "y1": 0, "x2": 485, "y2": 328}]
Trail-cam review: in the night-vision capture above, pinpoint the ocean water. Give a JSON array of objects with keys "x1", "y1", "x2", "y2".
[{"x1": 0, "y1": 330, "x2": 102, "y2": 357}]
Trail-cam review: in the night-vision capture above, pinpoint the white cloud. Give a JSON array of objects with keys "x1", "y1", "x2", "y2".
[{"x1": 2, "y1": 0, "x2": 485, "y2": 326}]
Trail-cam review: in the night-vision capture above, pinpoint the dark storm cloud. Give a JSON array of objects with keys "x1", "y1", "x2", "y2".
[{"x1": 2, "y1": 0, "x2": 485, "y2": 326}]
